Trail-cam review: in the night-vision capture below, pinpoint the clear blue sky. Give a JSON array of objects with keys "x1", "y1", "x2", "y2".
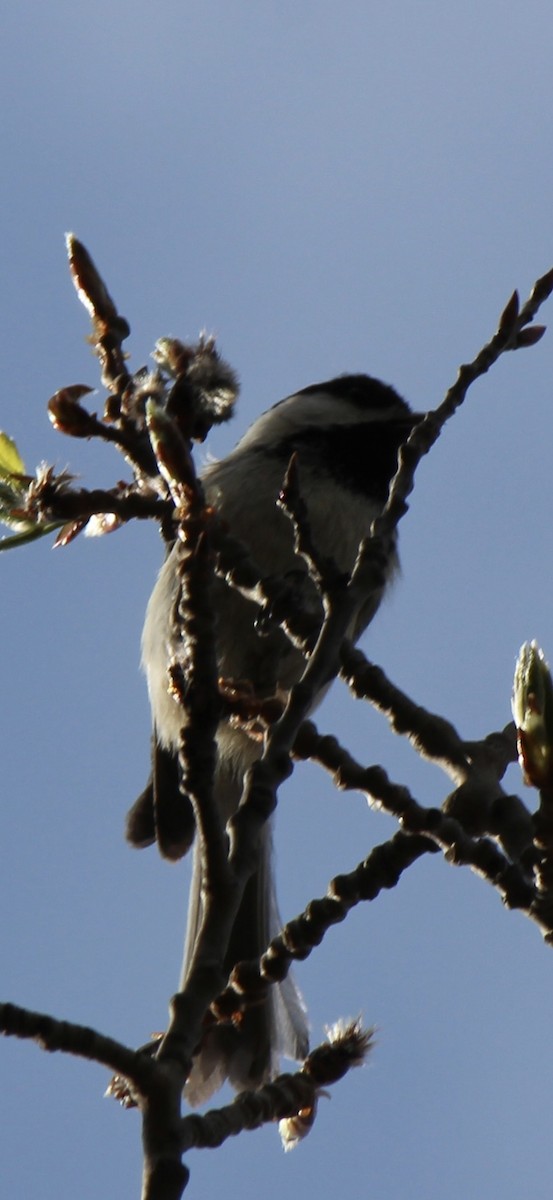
[{"x1": 2, "y1": 2, "x2": 553, "y2": 1196}]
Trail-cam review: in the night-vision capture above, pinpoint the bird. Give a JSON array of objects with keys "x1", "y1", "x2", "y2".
[{"x1": 130, "y1": 372, "x2": 420, "y2": 1104}]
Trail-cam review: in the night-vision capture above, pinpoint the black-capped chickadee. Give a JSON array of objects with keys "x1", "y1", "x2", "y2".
[{"x1": 134, "y1": 373, "x2": 419, "y2": 1104}]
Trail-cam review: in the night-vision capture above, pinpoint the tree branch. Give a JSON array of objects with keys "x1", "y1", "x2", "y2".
[{"x1": 0, "y1": 1001, "x2": 155, "y2": 1094}]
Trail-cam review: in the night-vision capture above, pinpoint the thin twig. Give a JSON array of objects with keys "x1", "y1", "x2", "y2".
[
  {"x1": 0, "y1": 1001, "x2": 156, "y2": 1094},
  {"x1": 179, "y1": 1021, "x2": 373, "y2": 1152},
  {"x1": 212, "y1": 831, "x2": 436, "y2": 1026}
]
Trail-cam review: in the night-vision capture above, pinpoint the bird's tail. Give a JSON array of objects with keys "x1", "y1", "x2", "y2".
[{"x1": 181, "y1": 811, "x2": 309, "y2": 1106}]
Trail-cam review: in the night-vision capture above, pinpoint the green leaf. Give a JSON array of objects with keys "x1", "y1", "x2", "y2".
[{"x1": 0, "y1": 432, "x2": 25, "y2": 480}]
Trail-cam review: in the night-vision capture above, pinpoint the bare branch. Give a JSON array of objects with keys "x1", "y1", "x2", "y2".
[
  {"x1": 144, "y1": 404, "x2": 231, "y2": 1079},
  {"x1": 340, "y1": 644, "x2": 475, "y2": 777},
  {"x1": 0, "y1": 1000, "x2": 155, "y2": 1094},
  {"x1": 179, "y1": 1021, "x2": 374, "y2": 1153},
  {"x1": 369, "y1": 271, "x2": 552, "y2": 550},
  {"x1": 210, "y1": 831, "x2": 435, "y2": 1030},
  {"x1": 66, "y1": 233, "x2": 132, "y2": 403}
]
